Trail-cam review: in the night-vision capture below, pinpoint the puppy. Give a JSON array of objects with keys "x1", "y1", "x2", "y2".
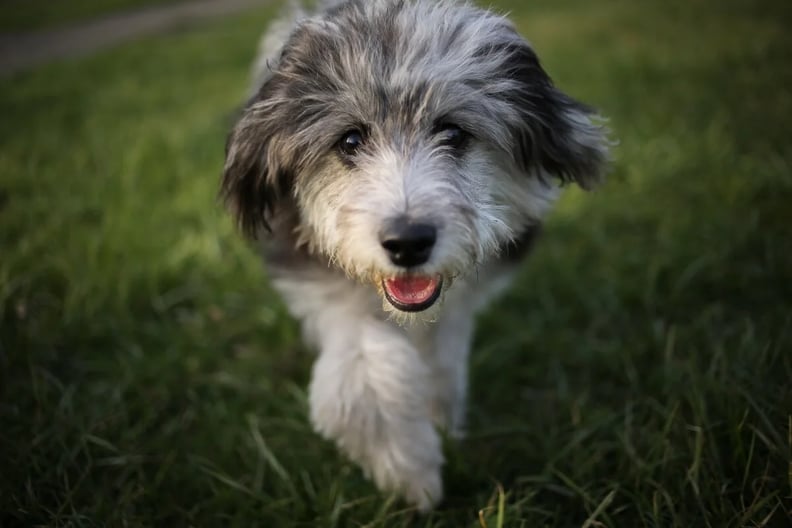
[{"x1": 221, "y1": 0, "x2": 609, "y2": 511}]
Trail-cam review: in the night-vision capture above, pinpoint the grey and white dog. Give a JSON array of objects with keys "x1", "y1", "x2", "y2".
[{"x1": 221, "y1": 0, "x2": 609, "y2": 511}]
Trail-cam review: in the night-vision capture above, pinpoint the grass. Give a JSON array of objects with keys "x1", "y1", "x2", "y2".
[
  {"x1": 0, "y1": 0, "x2": 192, "y2": 32},
  {"x1": 1, "y1": 0, "x2": 791, "y2": 526}
]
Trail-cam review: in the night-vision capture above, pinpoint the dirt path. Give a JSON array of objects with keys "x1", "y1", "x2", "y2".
[{"x1": 0, "y1": 0, "x2": 271, "y2": 77}]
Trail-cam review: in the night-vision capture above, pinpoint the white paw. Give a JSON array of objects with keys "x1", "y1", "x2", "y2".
[
  {"x1": 399, "y1": 465, "x2": 443, "y2": 512},
  {"x1": 360, "y1": 423, "x2": 445, "y2": 511},
  {"x1": 311, "y1": 399, "x2": 445, "y2": 511}
]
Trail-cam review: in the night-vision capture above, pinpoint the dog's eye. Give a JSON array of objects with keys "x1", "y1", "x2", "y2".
[
  {"x1": 338, "y1": 130, "x2": 364, "y2": 157},
  {"x1": 435, "y1": 124, "x2": 468, "y2": 150}
]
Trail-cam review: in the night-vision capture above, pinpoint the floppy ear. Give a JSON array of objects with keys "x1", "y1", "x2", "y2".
[
  {"x1": 220, "y1": 82, "x2": 292, "y2": 238},
  {"x1": 221, "y1": 18, "x2": 344, "y2": 238},
  {"x1": 503, "y1": 41, "x2": 610, "y2": 189},
  {"x1": 221, "y1": 117, "x2": 273, "y2": 237}
]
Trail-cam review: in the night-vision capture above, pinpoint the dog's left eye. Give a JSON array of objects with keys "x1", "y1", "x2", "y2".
[
  {"x1": 338, "y1": 130, "x2": 365, "y2": 157},
  {"x1": 435, "y1": 124, "x2": 468, "y2": 150}
]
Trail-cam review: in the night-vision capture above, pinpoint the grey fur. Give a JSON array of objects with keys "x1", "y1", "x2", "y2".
[{"x1": 222, "y1": 0, "x2": 607, "y2": 236}]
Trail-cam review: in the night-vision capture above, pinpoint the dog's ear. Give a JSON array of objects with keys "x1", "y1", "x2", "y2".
[
  {"x1": 502, "y1": 41, "x2": 610, "y2": 189},
  {"x1": 221, "y1": 116, "x2": 273, "y2": 237},
  {"x1": 220, "y1": 81, "x2": 291, "y2": 238}
]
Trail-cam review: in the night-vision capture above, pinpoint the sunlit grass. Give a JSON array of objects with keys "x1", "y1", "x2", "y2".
[{"x1": 1, "y1": 0, "x2": 790, "y2": 526}]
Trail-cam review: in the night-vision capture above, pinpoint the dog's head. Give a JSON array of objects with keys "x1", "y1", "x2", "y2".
[{"x1": 222, "y1": 0, "x2": 609, "y2": 315}]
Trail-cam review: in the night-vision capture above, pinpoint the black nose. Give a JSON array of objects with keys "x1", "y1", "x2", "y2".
[{"x1": 380, "y1": 220, "x2": 437, "y2": 267}]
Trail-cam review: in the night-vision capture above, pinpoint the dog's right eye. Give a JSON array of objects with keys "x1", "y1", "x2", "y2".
[
  {"x1": 338, "y1": 130, "x2": 364, "y2": 157},
  {"x1": 434, "y1": 123, "x2": 469, "y2": 152}
]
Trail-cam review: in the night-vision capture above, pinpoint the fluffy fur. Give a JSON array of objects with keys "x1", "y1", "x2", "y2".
[{"x1": 221, "y1": 0, "x2": 609, "y2": 511}]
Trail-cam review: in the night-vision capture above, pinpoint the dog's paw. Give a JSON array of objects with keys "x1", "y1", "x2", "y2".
[
  {"x1": 399, "y1": 465, "x2": 443, "y2": 512},
  {"x1": 361, "y1": 427, "x2": 444, "y2": 512}
]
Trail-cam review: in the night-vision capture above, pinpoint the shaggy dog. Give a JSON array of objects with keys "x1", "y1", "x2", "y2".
[{"x1": 221, "y1": 0, "x2": 609, "y2": 511}]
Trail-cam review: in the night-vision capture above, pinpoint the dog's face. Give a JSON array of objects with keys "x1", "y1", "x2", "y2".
[{"x1": 222, "y1": 0, "x2": 608, "y2": 316}]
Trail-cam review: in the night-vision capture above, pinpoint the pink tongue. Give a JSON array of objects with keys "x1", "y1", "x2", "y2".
[{"x1": 384, "y1": 276, "x2": 439, "y2": 305}]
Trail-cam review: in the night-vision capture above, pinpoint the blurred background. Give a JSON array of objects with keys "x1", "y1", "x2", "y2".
[{"x1": 1, "y1": 0, "x2": 790, "y2": 526}]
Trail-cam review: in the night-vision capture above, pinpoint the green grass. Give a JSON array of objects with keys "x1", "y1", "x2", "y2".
[
  {"x1": 1, "y1": 0, "x2": 791, "y2": 526},
  {"x1": 0, "y1": 0, "x2": 189, "y2": 32}
]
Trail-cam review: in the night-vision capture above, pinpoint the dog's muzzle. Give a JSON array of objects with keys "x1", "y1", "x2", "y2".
[{"x1": 379, "y1": 218, "x2": 442, "y2": 311}]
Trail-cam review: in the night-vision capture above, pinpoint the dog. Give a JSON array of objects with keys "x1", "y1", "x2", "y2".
[{"x1": 221, "y1": 0, "x2": 609, "y2": 511}]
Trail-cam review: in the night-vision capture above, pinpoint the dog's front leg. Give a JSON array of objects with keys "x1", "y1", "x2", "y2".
[
  {"x1": 426, "y1": 308, "x2": 475, "y2": 438},
  {"x1": 307, "y1": 311, "x2": 444, "y2": 511}
]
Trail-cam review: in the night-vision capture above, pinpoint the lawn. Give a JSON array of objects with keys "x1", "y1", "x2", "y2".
[
  {"x1": 0, "y1": 0, "x2": 192, "y2": 32},
  {"x1": 1, "y1": 0, "x2": 791, "y2": 526}
]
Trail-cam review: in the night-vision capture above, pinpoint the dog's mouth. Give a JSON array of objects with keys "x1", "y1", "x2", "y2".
[{"x1": 382, "y1": 275, "x2": 443, "y2": 312}]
